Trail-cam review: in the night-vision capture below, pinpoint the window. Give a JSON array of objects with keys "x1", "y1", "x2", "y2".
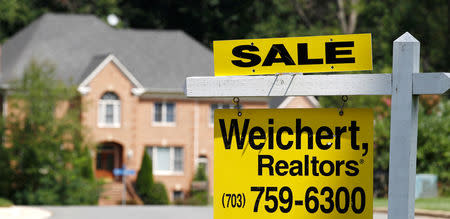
[
  {"x1": 173, "y1": 191, "x2": 184, "y2": 201},
  {"x1": 210, "y1": 103, "x2": 234, "y2": 125},
  {"x1": 197, "y1": 156, "x2": 208, "y2": 179},
  {"x1": 146, "y1": 146, "x2": 184, "y2": 175},
  {"x1": 154, "y1": 102, "x2": 176, "y2": 125},
  {"x1": 98, "y1": 92, "x2": 120, "y2": 127}
]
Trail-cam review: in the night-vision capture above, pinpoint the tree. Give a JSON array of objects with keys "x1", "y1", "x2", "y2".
[
  {"x1": 416, "y1": 99, "x2": 450, "y2": 195},
  {"x1": 1, "y1": 60, "x2": 99, "y2": 205},
  {"x1": 135, "y1": 151, "x2": 154, "y2": 203},
  {"x1": 0, "y1": 0, "x2": 121, "y2": 43},
  {"x1": 0, "y1": 121, "x2": 13, "y2": 199},
  {"x1": 135, "y1": 152, "x2": 169, "y2": 204}
]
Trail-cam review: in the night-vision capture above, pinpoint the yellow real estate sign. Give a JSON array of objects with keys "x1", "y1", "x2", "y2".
[
  {"x1": 214, "y1": 108, "x2": 373, "y2": 219},
  {"x1": 213, "y1": 34, "x2": 372, "y2": 76}
]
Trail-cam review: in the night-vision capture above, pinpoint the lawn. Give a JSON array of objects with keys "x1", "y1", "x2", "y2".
[
  {"x1": 374, "y1": 197, "x2": 450, "y2": 211},
  {"x1": 0, "y1": 198, "x2": 13, "y2": 207}
]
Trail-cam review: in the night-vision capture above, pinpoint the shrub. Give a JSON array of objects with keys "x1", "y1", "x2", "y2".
[
  {"x1": 183, "y1": 191, "x2": 209, "y2": 206},
  {"x1": 0, "y1": 198, "x2": 13, "y2": 207},
  {"x1": 148, "y1": 183, "x2": 169, "y2": 205},
  {"x1": 135, "y1": 152, "x2": 154, "y2": 203},
  {"x1": 3, "y1": 60, "x2": 99, "y2": 205},
  {"x1": 194, "y1": 164, "x2": 207, "y2": 181}
]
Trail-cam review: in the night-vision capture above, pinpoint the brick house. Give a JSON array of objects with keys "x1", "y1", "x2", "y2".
[{"x1": 0, "y1": 13, "x2": 318, "y2": 204}]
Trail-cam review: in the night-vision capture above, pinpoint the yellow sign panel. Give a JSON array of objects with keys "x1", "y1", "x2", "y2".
[
  {"x1": 214, "y1": 109, "x2": 373, "y2": 219},
  {"x1": 213, "y1": 34, "x2": 372, "y2": 76}
]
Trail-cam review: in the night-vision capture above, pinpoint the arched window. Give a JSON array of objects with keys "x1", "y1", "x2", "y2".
[{"x1": 98, "y1": 92, "x2": 121, "y2": 127}]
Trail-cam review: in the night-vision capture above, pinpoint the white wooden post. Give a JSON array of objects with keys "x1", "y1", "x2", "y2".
[{"x1": 388, "y1": 32, "x2": 420, "y2": 219}]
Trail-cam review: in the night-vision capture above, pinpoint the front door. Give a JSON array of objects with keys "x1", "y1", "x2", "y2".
[{"x1": 96, "y1": 144, "x2": 123, "y2": 181}]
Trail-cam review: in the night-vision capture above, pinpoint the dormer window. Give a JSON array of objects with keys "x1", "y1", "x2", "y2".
[{"x1": 98, "y1": 92, "x2": 121, "y2": 128}]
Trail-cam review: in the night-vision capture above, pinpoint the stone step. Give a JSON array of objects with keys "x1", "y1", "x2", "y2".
[{"x1": 99, "y1": 182, "x2": 126, "y2": 206}]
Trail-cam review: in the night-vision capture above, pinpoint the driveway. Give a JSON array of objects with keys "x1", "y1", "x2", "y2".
[{"x1": 1, "y1": 206, "x2": 444, "y2": 219}]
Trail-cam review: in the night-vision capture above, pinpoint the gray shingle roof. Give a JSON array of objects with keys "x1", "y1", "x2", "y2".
[{"x1": 1, "y1": 13, "x2": 213, "y2": 93}]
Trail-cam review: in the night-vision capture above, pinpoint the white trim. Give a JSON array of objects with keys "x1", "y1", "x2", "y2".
[
  {"x1": 78, "y1": 54, "x2": 145, "y2": 95},
  {"x1": 277, "y1": 96, "x2": 321, "y2": 108},
  {"x1": 77, "y1": 86, "x2": 91, "y2": 95},
  {"x1": 277, "y1": 96, "x2": 294, "y2": 108},
  {"x1": 148, "y1": 146, "x2": 184, "y2": 176},
  {"x1": 98, "y1": 95, "x2": 121, "y2": 128},
  {"x1": 209, "y1": 103, "x2": 234, "y2": 126},
  {"x1": 2, "y1": 93, "x2": 7, "y2": 117},
  {"x1": 131, "y1": 88, "x2": 146, "y2": 96},
  {"x1": 194, "y1": 101, "x2": 199, "y2": 168},
  {"x1": 306, "y1": 96, "x2": 320, "y2": 107}
]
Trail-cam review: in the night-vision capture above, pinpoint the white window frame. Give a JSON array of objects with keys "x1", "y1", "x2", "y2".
[
  {"x1": 147, "y1": 146, "x2": 184, "y2": 175},
  {"x1": 153, "y1": 102, "x2": 176, "y2": 126},
  {"x1": 210, "y1": 103, "x2": 234, "y2": 126},
  {"x1": 98, "y1": 93, "x2": 121, "y2": 128}
]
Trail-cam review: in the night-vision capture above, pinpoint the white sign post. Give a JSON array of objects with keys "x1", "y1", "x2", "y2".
[{"x1": 185, "y1": 32, "x2": 449, "y2": 219}]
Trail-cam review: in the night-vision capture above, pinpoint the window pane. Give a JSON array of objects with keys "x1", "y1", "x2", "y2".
[
  {"x1": 146, "y1": 147, "x2": 153, "y2": 160},
  {"x1": 102, "y1": 92, "x2": 119, "y2": 100},
  {"x1": 105, "y1": 104, "x2": 114, "y2": 123},
  {"x1": 174, "y1": 147, "x2": 184, "y2": 172},
  {"x1": 224, "y1": 104, "x2": 233, "y2": 109},
  {"x1": 154, "y1": 103, "x2": 162, "y2": 122},
  {"x1": 114, "y1": 103, "x2": 120, "y2": 124},
  {"x1": 166, "y1": 103, "x2": 175, "y2": 122},
  {"x1": 173, "y1": 191, "x2": 184, "y2": 200},
  {"x1": 156, "y1": 147, "x2": 170, "y2": 171}
]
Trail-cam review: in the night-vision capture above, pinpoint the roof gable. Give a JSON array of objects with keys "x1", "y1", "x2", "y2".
[{"x1": 78, "y1": 54, "x2": 145, "y2": 95}]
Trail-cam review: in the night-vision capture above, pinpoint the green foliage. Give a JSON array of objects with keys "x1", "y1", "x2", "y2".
[
  {"x1": 0, "y1": 124, "x2": 13, "y2": 198},
  {"x1": 148, "y1": 182, "x2": 169, "y2": 205},
  {"x1": 183, "y1": 191, "x2": 209, "y2": 206},
  {"x1": 0, "y1": 0, "x2": 121, "y2": 43},
  {"x1": 135, "y1": 152, "x2": 154, "y2": 203},
  {"x1": 417, "y1": 100, "x2": 450, "y2": 195},
  {"x1": 0, "y1": 197, "x2": 13, "y2": 207},
  {"x1": 1, "y1": 1, "x2": 447, "y2": 71},
  {"x1": 372, "y1": 115, "x2": 390, "y2": 197},
  {"x1": 135, "y1": 152, "x2": 169, "y2": 204},
  {"x1": 374, "y1": 197, "x2": 450, "y2": 211},
  {"x1": 194, "y1": 163, "x2": 207, "y2": 181},
  {"x1": 0, "y1": 60, "x2": 99, "y2": 205},
  {"x1": 1, "y1": 0, "x2": 448, "y2": 200}
]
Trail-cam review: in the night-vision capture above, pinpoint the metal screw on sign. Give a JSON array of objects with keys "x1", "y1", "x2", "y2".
[
  {"x1": 233, "y1": 97, "x2": 242, "y2": 117},
  {"x1": 339, "y1": 95, "x2": 348, "y2": 116}
]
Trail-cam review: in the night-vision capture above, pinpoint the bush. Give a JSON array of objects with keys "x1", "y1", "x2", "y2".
[
  {"x1": 135, "y1": 152, "x2": 169, "y2": 204},
  {"x1": 417, "y1": 99, "x2": 450, "y2": 195},
  {"x1": 0, "y1": 138, "x2": 13, "y2": 198},
  {"x1": 183, "y1": 191, "x2": 209, "y2": 206},
  {"x1": 0, "y1": 198, "x2": 13, "y2": 207},
  {"x1": 136, "y1": 152, "x2": 154, "y2": 203},
  {"x1": 1, "y1": 60, "x2": 99, "y2": 205},
  {"x1": 148, "y1": 183, "x2": 169, "y2": 205},
  {"x1": 194, "y1": 164, "x2": 207, "y2": 181}
]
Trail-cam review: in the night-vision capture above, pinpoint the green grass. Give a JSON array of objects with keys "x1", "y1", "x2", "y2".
[
  {"x1": 374, "y1": 197, "x2": 450, "y2": 211},
  {"x1": 0, "y1": 198, "x2": 13, "y2": 207}
]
